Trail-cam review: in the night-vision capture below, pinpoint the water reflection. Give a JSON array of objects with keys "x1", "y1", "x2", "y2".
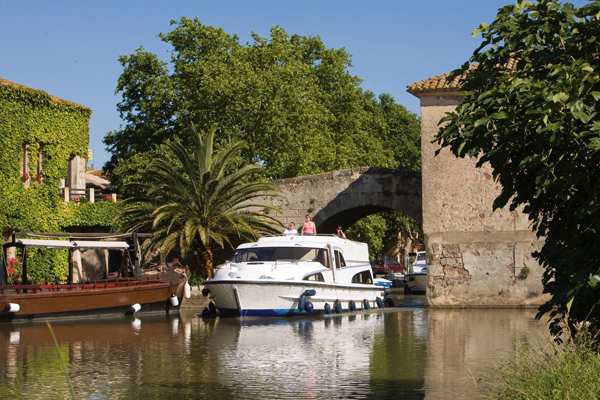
[{"x1": 0, "y1": 305, "x2": 545, "y2": 399}]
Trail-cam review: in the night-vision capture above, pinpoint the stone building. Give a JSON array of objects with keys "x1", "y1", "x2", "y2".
[{"x1": 407, "y1": 70, "x2": 547, "y2": 307}]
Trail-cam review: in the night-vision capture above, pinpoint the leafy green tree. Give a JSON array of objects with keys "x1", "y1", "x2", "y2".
[
  {"x1": 346, "y1": 214, "x2": 387, "y2": 261},
  {"x1": 115, "y1": 126, "x2": 281, "y2": 278},
  {"x1": 104, "y1": 18, "x2": 419, "y2": 185},
  {"x1": 434, "y1": 0, "x2": 600, "y2": 336},
  {"x1": 346, "y1": 211, "x2": 422, "y2": 262}
]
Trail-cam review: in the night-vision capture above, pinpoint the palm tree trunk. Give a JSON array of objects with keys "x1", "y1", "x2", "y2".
[{"x1": 194, "y1": 243, "x2": 215, "y2": 279}]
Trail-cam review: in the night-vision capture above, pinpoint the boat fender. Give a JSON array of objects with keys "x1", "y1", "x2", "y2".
[
  {"x1": 208, "y1": 301, "x2": 217, "y2": 315},
  {"x1": 201, "y1": 307, "x2": 211, "y2": 317},
  {"x1": 349, "y1": 300, "x2": 357, "y2": 312},
  {"x1": 363, "y1": 299, "x2": 371, "y2": 310},
  {"x1": 304, "y1": 301, "x2": 314, "y2": 312},
  {"x1": 334, "y1": 300, "x2": 343, "y2": 314},
  {"x1": 305, "y1": 289, "x2": 316, "y2": 297},
  {"x1": 169, "y1": 293, "x2": 179, "y2": 307},
  {"x1": 298, "y1": 294, "x2": 307, "y2": 311},
  {"x1": 130, "y1": 303, "x2": 141, "y2": 313},
  {"x1": 184, "y1": 282, "x2": 191, "y2": 299},
  {"x1": 5, "y1": 303, "x2": 20, "y2": 312},
  {"x1": 376, "y1": 297, "x2": 385, "y2": 309},
  {"x1": 201, "y1": 287, "x2": 210, "y2": 297},
  {"x1": 324, "y1": 303, "x2": 332, "y2": 315},
  {"x1": 385, "y1": 298, "x2": 395, "y2": 308}
]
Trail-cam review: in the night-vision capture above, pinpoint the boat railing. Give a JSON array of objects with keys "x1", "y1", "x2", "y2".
[
  {"x1": 0, "y1": 276, "x2": 167, "y2": 294},
  {"x1": 266, "y1": 234, "x2": 337, "y2": 238}
]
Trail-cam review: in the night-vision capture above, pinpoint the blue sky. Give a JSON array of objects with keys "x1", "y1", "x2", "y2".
[{"x1": 1, "y1": 0, "x2": 589, "y2": 169}]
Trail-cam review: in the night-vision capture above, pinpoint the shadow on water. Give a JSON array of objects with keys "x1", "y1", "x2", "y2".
[{"x1": 0, "y1": 292, "x2": 544, "y2": 399}]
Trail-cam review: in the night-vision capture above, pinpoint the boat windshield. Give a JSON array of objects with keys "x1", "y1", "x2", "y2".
[
  {"x1": 232, "y1": 247, "x2": 330, "y2": 267},
  {"x1": 416, "y1": 252, "x2": 426, "y2": 261}
]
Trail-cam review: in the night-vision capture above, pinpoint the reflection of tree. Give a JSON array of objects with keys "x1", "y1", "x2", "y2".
[
  {"x1": 0, "y1": 314, "x2": 238, "y2": 399},
  {"x1": 369, "y1": 310, "x2": 427, "y2": 399}
]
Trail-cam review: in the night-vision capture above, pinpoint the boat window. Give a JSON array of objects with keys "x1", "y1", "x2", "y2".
[
  {"x1": 303, "y1": 273, "x2": 325, "y2": 282},
  {"x1": 232, "y1": 247, "x2": 330, "y2": 267},
  {"x1": 334, "y1": 251, "x2": 346, "y2": 268},
  {"x1": 416, "y1": 252, "x2": 426, "y2": 261},
  {"x1": 351, "y1": 270, "x2": 373, "y2": 284}
]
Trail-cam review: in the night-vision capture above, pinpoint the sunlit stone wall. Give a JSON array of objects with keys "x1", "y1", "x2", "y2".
[{"x1": 413, "y1": 91, "x2": 547, "y2": 307}]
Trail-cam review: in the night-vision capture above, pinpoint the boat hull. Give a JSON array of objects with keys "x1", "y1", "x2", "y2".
[
  {"x1": 204, "y1": 280, "x2": 387, "y2": 317},
  {"x1": 0, "y1": 279, "x2": 186, "y2": 321},
  {"x1": 405, "y1": 272, "x2": 427, "y2": 293}
]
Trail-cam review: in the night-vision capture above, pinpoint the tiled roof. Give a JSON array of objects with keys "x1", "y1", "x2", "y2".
[
  {"x1": 407, "y1": 59, "x2": 517, "y2": 95},
  {"x1": 86, "y1": 171, "x2": 111, "y2": 189},
  {"x1": 0, "y1": 77, "x2": 90, "y2": 110},
  {"x1": 406, "y1": 65, "x2": 477, "y2": 95},
  {"x1": 87, "y1": 169, "x2": 108, "y2": 177}
]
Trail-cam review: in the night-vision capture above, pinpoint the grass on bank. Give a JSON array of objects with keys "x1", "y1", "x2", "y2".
[{"x1": 474, "y1": 321, "x2": 600, "y2": 399}]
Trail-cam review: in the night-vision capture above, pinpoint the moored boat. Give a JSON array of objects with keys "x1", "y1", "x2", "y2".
[
  {"x1": 0, "y1": 233, "x2": 189, "y2": 321},
  {"x1": 405, "y1": 270, "x2": 427, "y2": 294},
  {"x1": 405, "y1": 251, "x2": 427, "y2": 294},
  {"x1": 203, "y1": 235, "x2": 390, "y2": 317}
]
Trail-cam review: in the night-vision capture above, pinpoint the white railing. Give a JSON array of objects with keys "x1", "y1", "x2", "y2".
[{"x1": 61, "y1": 187, "x2": 117, "y2": 203}]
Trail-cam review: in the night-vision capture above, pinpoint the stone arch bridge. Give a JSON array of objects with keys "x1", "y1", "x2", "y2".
[{"x1": 267, "y1": 167, "x2": 422, "y2": 234}]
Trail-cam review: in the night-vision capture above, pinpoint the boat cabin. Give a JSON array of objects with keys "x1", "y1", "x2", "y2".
[{"x1": 0, "y1": 232, "x2": 151, "y2": 285}]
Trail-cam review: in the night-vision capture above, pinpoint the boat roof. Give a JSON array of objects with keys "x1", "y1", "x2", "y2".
[
  {"x1": 16, "y1": 239, "x2": 129, "y2": 250},
  {"x1": 236, "y1": 235, "x2": 369, "y2": 261}
]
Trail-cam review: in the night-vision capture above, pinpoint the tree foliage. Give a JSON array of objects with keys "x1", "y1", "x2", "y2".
[
  {"x1": 434, "y1": 0, "x2": 600, "y2": 336},
  {"x1": 115, "y1": 126, "x2": 281, "y2": 278},
  {"x1": 104, "y1": 18, "x2": 420, "y2": 187},
  {"x1": 346, "y1": 211, "x2": 422, "y2": 262}
]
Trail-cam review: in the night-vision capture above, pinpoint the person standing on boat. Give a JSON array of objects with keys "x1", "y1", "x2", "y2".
[
  {"x1": 282, "y1": 222, "x2": 298, "y2": 236},
  {"x1": 301, "y1": 215, "x2": 316, "y2": 236},
  {"x1": 334, "y1": 226, "x2": 346, "y2": 239}
]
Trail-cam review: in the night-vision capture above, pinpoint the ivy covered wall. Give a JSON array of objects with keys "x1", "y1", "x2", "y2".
[{"x1": 0, "y1": 78, "x2": 91, "y2": 238}]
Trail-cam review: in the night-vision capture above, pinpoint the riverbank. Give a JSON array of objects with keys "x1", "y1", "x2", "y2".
[{"x1": 182, "y1": 286, "x2": 208, "y2": 308}]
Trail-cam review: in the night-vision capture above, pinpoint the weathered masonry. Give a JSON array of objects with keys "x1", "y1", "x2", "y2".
[
  {"x1": 269, "y1": 167, "x2": 422, "y2": 234},
  {"x1": 407, "y1": 71, "x2": 547, "y2": 307}
]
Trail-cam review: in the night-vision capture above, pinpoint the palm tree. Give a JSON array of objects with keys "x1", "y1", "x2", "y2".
[{"x1": 115, "y1": 126, "x2": 281, "y2": 278}]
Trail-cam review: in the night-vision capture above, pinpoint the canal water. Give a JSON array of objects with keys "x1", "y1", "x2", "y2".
[{"x1": 0, "y1": 294, "x2": 546, "y2": 399}]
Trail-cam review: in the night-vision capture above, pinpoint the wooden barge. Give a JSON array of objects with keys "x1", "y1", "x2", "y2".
[{"x1": 0, "y1": 232, "x2": 189, "y2": 321}]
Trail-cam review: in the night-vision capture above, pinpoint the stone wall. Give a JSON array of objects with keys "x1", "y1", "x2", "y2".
[
  {"x1": 268, "y1": 167, "x2": 422, "y2": 234},
  {"x1": 416, "y1": 92, "x2": 547, "y2": 307}
]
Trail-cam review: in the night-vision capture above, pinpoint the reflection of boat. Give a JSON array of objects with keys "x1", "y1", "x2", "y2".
[
  {"x1": 0, "y1": 233, "x2": 189, "y2": 321},
  {"x1": 204, "y1": 235, "x2": 389, "y2": 316}
]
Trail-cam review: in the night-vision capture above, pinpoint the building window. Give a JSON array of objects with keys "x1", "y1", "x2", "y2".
[
  {"x1": 35, "y1": 145, "x2": 43, "y2": 182},
  {"x1": 20, "y1": 143, "x2": 29, "y2": 184}
]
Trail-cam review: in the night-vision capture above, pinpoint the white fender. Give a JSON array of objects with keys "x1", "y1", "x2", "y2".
[
  {"x1": 184, "y1": 282, "x2": 191, "y2": 299},
  {"x1": 130, "y1": 303, "x2": 141, "y2": 313}
]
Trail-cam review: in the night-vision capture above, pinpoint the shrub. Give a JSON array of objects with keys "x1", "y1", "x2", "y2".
[{"x1": 475, "y1": 320, "x2": 600, "y2": 399}]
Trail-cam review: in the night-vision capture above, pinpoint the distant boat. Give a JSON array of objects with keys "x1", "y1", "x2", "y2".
[
  {"x1": 405, "y1": 251, "x2": 427, "y2": 294},
  {"x1": 0, "y1": 232, "x2": 189, "y2": 321},
  {"x1": 203, "y1": 235, "x2": 390, "y2": 317},
  {"x1": 410, "y1": 251, "x2": 426, "y2": 273},
  {"x1": 405, "y1": 269, "x2": 427, "y2": 294}
]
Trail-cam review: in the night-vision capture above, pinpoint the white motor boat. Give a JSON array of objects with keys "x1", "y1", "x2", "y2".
[
  {"x1": 405, "y1": 270, "x2": 427, "y2": 294},
  {"x1": 405, "y1": 251, "x2": 427, "y2": 293},
  {"x1": 203, "y1": 235, "x2": 390, "y2": 317},
  {"x1": 410, "y1": 251, "x2": 426, "y2": 273}
]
